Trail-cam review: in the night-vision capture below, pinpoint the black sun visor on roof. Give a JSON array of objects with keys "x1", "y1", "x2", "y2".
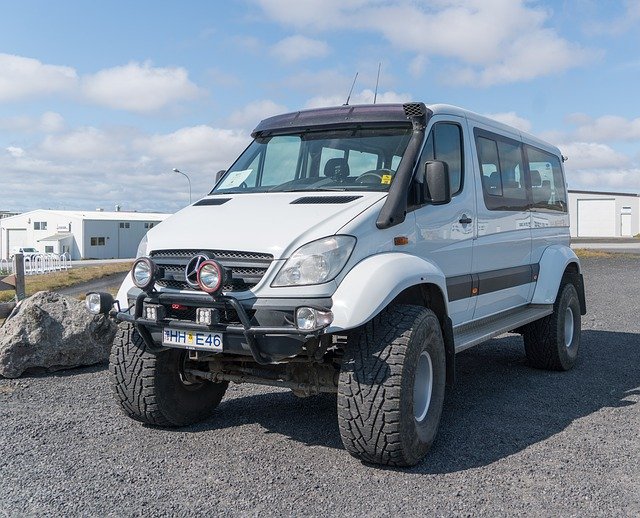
[{"x1": 251, "y1": 103, "x2": 431, "y2": 137}]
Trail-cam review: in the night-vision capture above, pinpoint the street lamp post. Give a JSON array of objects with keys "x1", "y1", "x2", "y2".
[{"x1": 172, "y1": 168, "x2": 192, "y2": 204}]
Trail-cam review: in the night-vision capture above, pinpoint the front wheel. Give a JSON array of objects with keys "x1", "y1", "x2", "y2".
[
  {"x1": 523, "y1": 282, "x2": 581, "y2": 371},
  {"x1": 337, "y1": 305, "x2": 446, "y2": 467},
  {"x1": 109, "y1": 322, "x2": 228, "y2": 426}
]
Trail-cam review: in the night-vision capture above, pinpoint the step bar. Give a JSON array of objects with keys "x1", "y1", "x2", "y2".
[{"x1": 453, "y1": 304, "x2": 553, "y2": 353}]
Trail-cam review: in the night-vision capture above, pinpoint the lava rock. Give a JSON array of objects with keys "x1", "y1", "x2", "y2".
[{"x1": 0, "y1": 291, "x2": 116, "y2": 378}]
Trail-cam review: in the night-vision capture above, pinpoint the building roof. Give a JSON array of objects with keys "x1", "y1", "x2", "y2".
[
  {"x1": 38, "y1": 232, "x2": 74, "y2": 242},
  {"x1": 0, "y1": 209, "x2": 172, "y2": 223}
]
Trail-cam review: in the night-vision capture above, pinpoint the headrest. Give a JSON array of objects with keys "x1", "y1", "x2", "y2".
[
  {"x1": 530, "y1": 169, "x2": 541, "y2": 187},
  {"x1": 324, "y1": 157, "x2": 350, "y2": 180}
]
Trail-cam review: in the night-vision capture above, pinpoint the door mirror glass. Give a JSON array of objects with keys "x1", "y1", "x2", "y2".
[{"x1": 424, "y1": 160, "x2": 451, "y2": 205}]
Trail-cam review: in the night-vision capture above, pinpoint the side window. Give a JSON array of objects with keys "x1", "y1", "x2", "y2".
[
  {"x1": 476, "y1": 132, "x2": 528, "y2": 211},
  {"x1": 416, "y1": 122, "x2": 464, "y2": 197},
  {"x1": 434, "y1": 123, "x2": 463, "y2": 194},
  {"x1": 525, "y1": 146, "x2": 567, "y2": 212}
]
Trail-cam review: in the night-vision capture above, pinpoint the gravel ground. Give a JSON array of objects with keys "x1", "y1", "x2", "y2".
[{"x1": 1, "y1": 256, "x2": 639, "y2": 517}]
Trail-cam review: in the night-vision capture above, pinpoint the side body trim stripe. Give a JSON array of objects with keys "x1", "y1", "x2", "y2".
[{"x1": 446, "y1": 264, "x2": 539, "y2": 302}]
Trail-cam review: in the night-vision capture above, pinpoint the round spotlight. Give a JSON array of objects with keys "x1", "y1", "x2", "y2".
[
  {"x1": 131, "y1": 257, "x2": 156, "y2": 290},
  {"x1": 197, "y1": 260, "x2": 223, "y2": 294}
]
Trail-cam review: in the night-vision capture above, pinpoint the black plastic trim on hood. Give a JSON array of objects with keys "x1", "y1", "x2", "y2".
[
  {"x1": 291, "y1": 196, "x2": 362, "y2": 204},
  {"x1": 193, "y1": 198, "x2": 232, "y2": 206}
]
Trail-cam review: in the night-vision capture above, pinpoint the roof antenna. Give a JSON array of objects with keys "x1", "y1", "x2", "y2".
[
  {"x1": 373, "y1": 62, "x2": 381, "y2": 104},
  {"x1": 344, "y1": 72, "x2": 358, "y2": 106}
]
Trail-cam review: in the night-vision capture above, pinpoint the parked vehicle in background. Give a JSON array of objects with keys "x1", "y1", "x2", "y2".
[
  {"x1": 10, "y1": 247, "x2": 39, "y2": 259},
  {"x1": 87, "y1": 102, "x2": 586, "y2": 467}
]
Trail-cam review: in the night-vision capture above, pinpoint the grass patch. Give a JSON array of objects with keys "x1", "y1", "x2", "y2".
[
  {"x1": 0, "y1": 262, "x2": 132, "y2": 303},
  {"x1": 573, "y1": 248, "x2": 629, "y2": 259}
]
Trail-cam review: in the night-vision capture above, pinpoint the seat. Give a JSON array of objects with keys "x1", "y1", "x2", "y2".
[{"x1": 324, "y1": 157, "x2": 350, "y2": 181}]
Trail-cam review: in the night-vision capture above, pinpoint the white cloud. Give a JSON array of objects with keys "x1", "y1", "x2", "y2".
[
  {"x1": 0, "y1": 112, "x2": 64, "y2": 133},
  {"x1": 82, "y1": 62, "x2": 202, "y2": 112},
  {"x1": 569, "y1": 115, "x2": 640, "y2": 142},
  {"x1": 305, "y1": 89, "x2": 411, "y2": 108},
  {"x1": 253, "y1": 0, "x2": 595, "y2": 86},
  {"x1": 484, "y1": 112, "x2": 532, "y2": 132},
  {"x1": 0, "y1": 53, "x2": 78, "y2": 102},
  {"x1": 227, "y1": 100, "x2": 288, "y2": 128},
  {"x1": 560, "y1": 142, "x2": 630, "y2": 170},
  {"x1": 270, "y1": 35, "x2": 330, "y2": 62},
  {"x1": 137, "y1": 125, "x2": 249, "y2": 170},
  {"x1": 40, "y1": 127, "x2": 125, "y2": 160},
  {"x1": 39, "y1": 112, "x2": 65, "y2": 133},
  {"x1": 1, "y1": 123, "x2": 253, "y2": 212},
  {"x1": 6, "y1": 146, "x2": 25, "y2": 158}
]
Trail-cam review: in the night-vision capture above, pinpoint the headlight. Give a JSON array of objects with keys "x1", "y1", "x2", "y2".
[
  {"x1": 272, "y1": 235, "x2": 356, "y2": 287},
  {"x1": 131, "y1": 257, "x2": 156, "y2": 290},
  {"x1": 197, "y1": 260, "x2": 224, "y2": 294},
  {"x1": 85, "y1": 292, "x2": 114, "y2": 315}
]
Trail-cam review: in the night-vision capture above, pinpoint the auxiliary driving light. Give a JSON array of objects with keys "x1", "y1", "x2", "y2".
[
  {"x1": 295, "y1": 307, "x2": 334, "y2": 331},
  {"x1": 196, "y1": 308, "x2": 220, "y2": 326},
  {"x1": 131, "y1": 257, "x2": 157, "y2": 290},
  {"x1": 143, "y1": 303, "x2": 165, "y2": 322},
  {"x1": 85, "y1": 292, "x2": 115, "y2": 315},
  {"x1": 197, "y1": 260, "x2": 224, "y2": 294}
]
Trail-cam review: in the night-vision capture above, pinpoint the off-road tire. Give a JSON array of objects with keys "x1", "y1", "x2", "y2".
[
  {"x1": 523, "y1": 281, "x2": 581, "y2": 371},
  {"x1": 109, "y1": 322, "x2": 228, "y2": 426},
  {"x1": 337, "y1": 305, "x2": 446, "y2": 467}
]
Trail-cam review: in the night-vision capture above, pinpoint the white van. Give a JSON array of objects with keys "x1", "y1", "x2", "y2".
[{"x1": 88, "y1": 103, "x2": 586, "y2": 467}]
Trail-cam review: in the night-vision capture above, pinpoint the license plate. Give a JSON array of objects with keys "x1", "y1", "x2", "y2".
[{"x1": 162, "y1": 328, "x2": 223, "y2": 351}]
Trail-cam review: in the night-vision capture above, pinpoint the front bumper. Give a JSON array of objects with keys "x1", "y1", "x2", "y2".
[{"x1": 114, "y1": 290, "x2": 333, "y2": 364}]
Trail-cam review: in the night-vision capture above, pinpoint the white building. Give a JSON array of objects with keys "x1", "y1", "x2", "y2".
[
  {"x1": 568, "y1": 190, "x2": 640, "y2": 238},
  {"x1": 0, "y1": 209, "x2": 172, "y2": 260}
]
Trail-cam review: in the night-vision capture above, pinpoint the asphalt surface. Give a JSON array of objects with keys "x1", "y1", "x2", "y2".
[
  {"x1": 57, "y1": 272, "x2": 128, "y2": 298},
  {"x1": 1, "y1": 256, "x2": 639, "y2": 517}
]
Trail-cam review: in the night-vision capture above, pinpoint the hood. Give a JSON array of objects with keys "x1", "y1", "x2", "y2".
[{"x1": 146, "y1": 192, "x2": 386, "y2": 259}]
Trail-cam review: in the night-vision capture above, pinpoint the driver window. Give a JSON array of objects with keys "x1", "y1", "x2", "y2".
[{"x1": 417, "y1": 122, "x2": 464, "y2": 195}]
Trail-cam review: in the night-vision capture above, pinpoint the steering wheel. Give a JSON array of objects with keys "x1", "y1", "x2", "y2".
[{"x1": 356, "y1": 169, "x2": 393, "y2": 185}]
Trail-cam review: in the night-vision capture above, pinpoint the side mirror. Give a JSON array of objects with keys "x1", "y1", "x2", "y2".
[
  {"x1": 424, "y1": 160, "x2": 451, "y2": 205},
  {"x1": 215, "y1": 170, "x2": 226, "y2": 183}
]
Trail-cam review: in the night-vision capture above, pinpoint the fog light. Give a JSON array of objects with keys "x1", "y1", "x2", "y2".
[
  {"x1": 295, "y1": 307, "x2": 333, "y2": 331},
  {"x1": 196, "y1": 308, "x2": 220, "y2": 326},
  {"x1": 197, "y1": 260, "x2": 224, "y2": 294},
  {"x1": 85, "y1": 292, "x2": 114, "y2": 315},
  {"x1": 131, "y1": 257, "x2": 157, "y2": 290},
  {"x1": 143, "y1": 304, "x2": 165, "y2": 321}
]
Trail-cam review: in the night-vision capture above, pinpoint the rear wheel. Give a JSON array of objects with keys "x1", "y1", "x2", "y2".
[
  {"x1": 109, "y1": 322, "x2": 228, "y2": 426},
  {"x1": 337, "y1": 305, "x2": 446, "y2": 466},
  {"x1": 523, "y1": 282, "x2": 581, "y2": 371}
]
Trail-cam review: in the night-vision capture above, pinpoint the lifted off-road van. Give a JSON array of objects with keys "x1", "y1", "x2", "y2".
[{"x1": 88, "y1": 102, "x2": 586, "y2": 467}]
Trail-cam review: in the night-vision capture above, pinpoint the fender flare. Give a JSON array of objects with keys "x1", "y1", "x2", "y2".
[
  {"x1": 326, "y1": 253, "x2": 449, "y2": 332},
  {"x1": 531, "y1": 245, "x2": 581, "y2": 306},
  {"x1": 116, "y1": 274, "x2": 135, "y2": 309}
]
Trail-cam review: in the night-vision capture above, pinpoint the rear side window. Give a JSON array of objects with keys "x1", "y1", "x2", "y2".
[
  {"x1": 525, "y1": 146, "x2": 567, "y2": 212},
  {"x1": 476, "y1": 132, "x2": 528, "y2": 211}
]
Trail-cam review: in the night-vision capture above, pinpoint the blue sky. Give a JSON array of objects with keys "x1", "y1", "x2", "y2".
[{"x1": 1, "y1": 0, "x2": 639, "y2": 213}]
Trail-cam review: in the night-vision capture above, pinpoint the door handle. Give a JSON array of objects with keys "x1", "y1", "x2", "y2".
[{"x1": 459, "y1": 215, "x2": 472, "y2": 225}]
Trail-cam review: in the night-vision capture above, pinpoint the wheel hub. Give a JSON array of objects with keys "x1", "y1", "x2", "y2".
[
  {"x1": 564, "y1": 307, "x2": 574, "y2": 347},
  {"x1": 413, "y1": 350, "x2": 433, "y2": 422}
]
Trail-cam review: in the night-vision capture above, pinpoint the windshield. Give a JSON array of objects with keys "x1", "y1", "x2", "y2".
[{"x1": 212, "y1": 126, "x2": 412, "y2": 194}]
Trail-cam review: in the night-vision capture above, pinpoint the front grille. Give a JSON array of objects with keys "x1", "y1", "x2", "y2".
[{"x1": 150, "y1": 249, "x2": 274, "y2": 293}]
